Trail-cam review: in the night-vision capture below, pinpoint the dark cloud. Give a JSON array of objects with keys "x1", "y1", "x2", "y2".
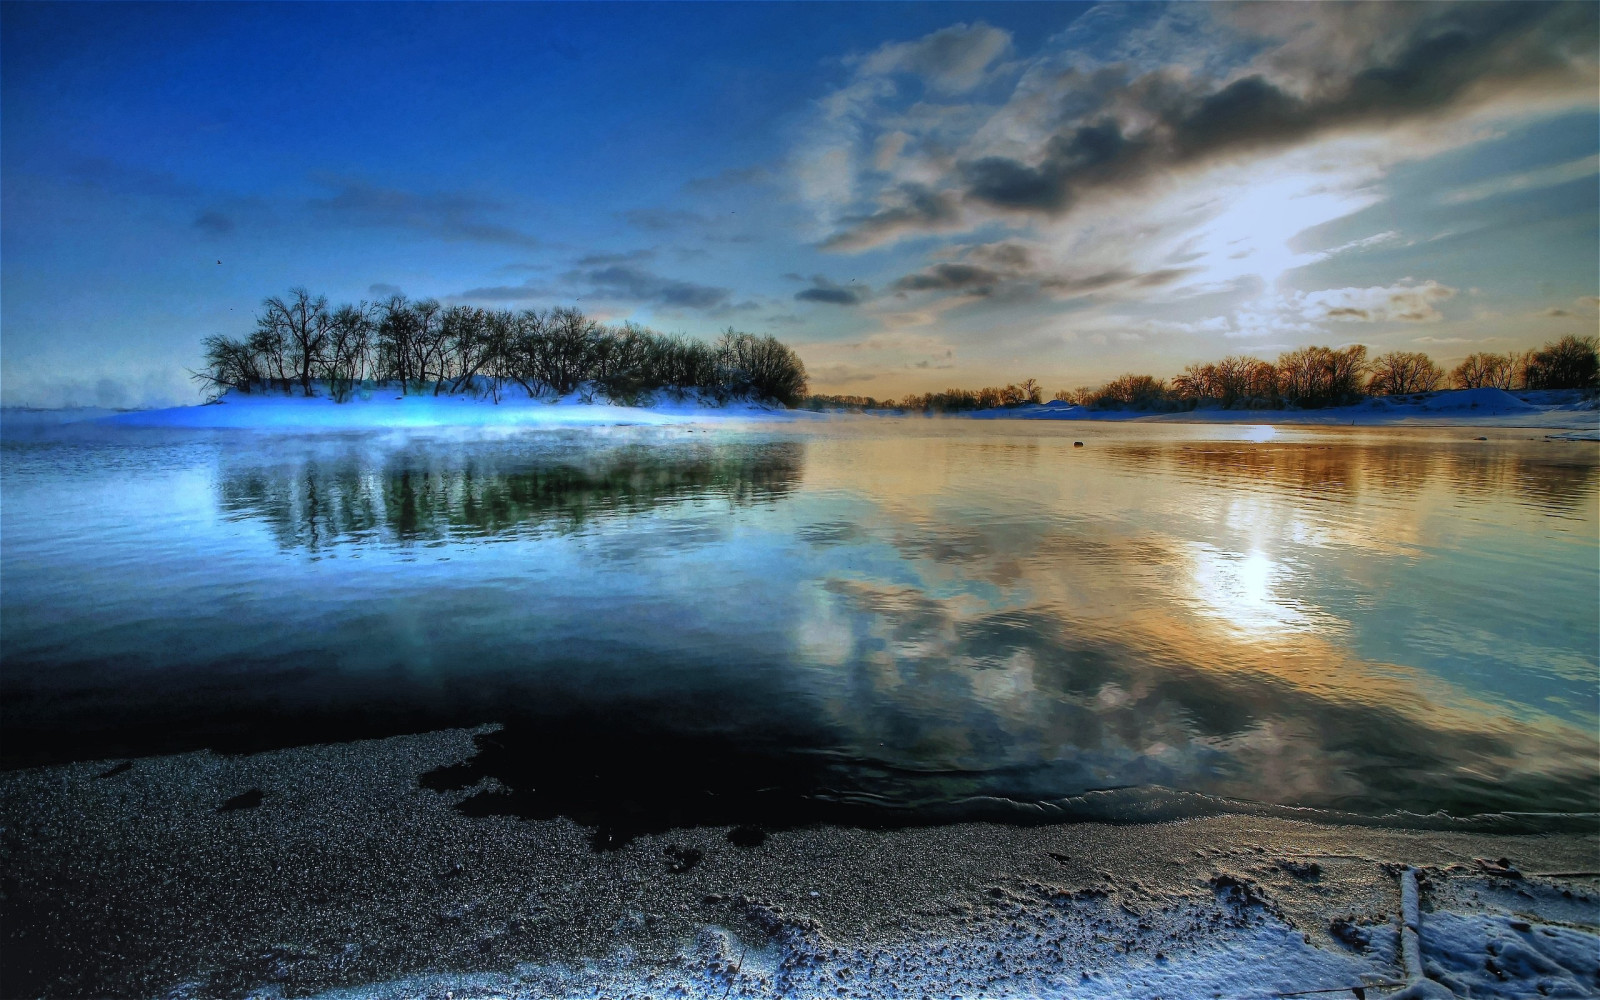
[
  {"x1": 892, "y1": 263, "x2": 1003, "y2": 295},
  {"x1": 577, "y1": 249, "x2": 656, "y2": 266},
  {"x1": 1133, "y1": 268, "x2": 1195, "y2": 287},
  {"x1": 309, "y1": 179, "x2": 542, "y2": 248},
  {"x1": 795, "y1": 275, "x2": 870, "y2": 305},
  {"x1": 889, "y1": 256, "x2": 1192, "y2": 303},
  {"x1": 573, "y1": 265, "x2": 732, "y2": 310},
  {"x1": 829, "y1": 2, "x2": 1597, "y2": 243},
  {"x1": 454, "y1": 281, "x2": 550, "y2": 302},
  {"x1": 821, "y1": 184, "x2": 962, "y2": 251},
  {"x1": 368, "y1": 283, "x2": 403, "y2": 299},
  {"x1": 193, "y1": 210, "x2": 234, "y2": 235}
]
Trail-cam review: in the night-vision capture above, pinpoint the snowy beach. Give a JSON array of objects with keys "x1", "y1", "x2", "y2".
[{"x1": 2, "y1": 727, "x2": 1595, "y2": 999}]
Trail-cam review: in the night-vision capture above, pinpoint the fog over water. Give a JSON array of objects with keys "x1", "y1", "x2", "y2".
[{"x1": 2, "y1": 420, "x2": 1594, "y2": 837}]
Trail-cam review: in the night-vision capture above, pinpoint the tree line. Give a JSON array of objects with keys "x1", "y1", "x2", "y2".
[
  {"x1": 805, "y1": 381, "x2": 1044, "y2": 413},
  {"x1": 195, "y1": 288, "x2": 810, "y2": 406},
  {"x1": 806, "y1": 336, "x2": 1597, "y2": 413},
  {"x1": 1069, "y1": 338, "x2": 1598, "y2": 411}
]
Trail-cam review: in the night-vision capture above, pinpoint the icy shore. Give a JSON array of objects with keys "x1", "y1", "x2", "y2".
[{"x1": 3, "y1": 727, "x2": 1594, "y2": 999}]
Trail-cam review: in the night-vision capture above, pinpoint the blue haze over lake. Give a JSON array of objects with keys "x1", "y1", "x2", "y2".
[{"x1": 2, "y1": 420, "x2": 1595, "y2": 833}]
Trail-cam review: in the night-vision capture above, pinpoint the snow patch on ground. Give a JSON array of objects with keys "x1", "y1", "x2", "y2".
[
  {"x1": 296, "y1": 883, "x2": 1398, "y2": 1000},
  {"x1": 1421, "y1": 913, "x2": 1599, "y2": 999},
  {"x1": 975, "y1": 388, "x2": 1599, "y2": 430},
  {"x1": 94, "y1": 385, "x2": 809, "y2": 430}
]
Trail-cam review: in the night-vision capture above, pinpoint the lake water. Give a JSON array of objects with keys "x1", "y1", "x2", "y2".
[{"x1": 2, "y1": 419, "x2": 1596, "y2": 840}]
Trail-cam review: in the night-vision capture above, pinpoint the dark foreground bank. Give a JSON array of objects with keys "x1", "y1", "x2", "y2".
[{"x1": 1, "y1": 728, "x2": 1595, "y2": 999}]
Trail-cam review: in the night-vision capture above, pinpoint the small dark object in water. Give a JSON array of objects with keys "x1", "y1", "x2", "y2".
[
  {"x1": 664, "y1": 844, "x2": 703, "y2": 873},
  {"x1": 1073, "y1": 441, "x2": 1084, "y2": 447},
  {"x1": 96, "y1": 761, "x2": 133, "y2": 779},
  {"x1": 1474, "y1": 436, "x2": 1488, "y2": 441},
  {"x1": 727, "y1": 825, "x2": 766, "y2": 848},
  {"x1": 218, "y1": 788, "x2": 264, "y2": 812},
  {"x1": 1509, "y1": 920, "x2": 1531, "y2": 932}
]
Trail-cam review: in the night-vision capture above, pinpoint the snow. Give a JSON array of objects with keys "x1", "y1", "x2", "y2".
[
  {"x1": 972, "y1": 388, "x2": 1599, "y2": 430},
  {"x1": 94, "y1": 384, "x2": 812, "y2": 430}
]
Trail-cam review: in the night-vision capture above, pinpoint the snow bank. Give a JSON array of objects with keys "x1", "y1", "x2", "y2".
[
  {"x1": 97, "y1": 385, "x2": 810, "y2": 430},
  {"x1": 973, "y1": 387, "x2": 1598, "y2": 430}
]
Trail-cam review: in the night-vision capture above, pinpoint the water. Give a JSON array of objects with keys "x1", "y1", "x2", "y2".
[{"x1": 3, "y1": 419, "x2": 1596, "y2": 839}]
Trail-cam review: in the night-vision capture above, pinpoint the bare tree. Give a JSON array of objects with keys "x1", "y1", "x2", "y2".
[
  {"x1": 1368, "y1": 350, "x2": 1444, "y2": 395},
  {"x1": 1524, "y1": 335, "x2": 1599, "y2": 390},
  {"x1": 325, "y1": 302, "x2": 374, "y2": 402},
  {"x1": 1451, "y1": 352, "x2": 1519, "y2": 389},
  {"x1": 258, "y1": 288, "x2": 332, "y2": 396}
]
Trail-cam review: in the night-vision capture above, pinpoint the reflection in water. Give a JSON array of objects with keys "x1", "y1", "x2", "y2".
[
  {"x1": 1106, "y1": 440, "x2": 1599, "y2": 515},
  {"x1": 1, "y1": 425, "x2": 1595, "y2": 836},
  {"x1": 218, "y1": 439, "x2": 805, "y2": 549}
]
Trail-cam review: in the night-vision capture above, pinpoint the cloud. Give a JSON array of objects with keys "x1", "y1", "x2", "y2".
[
  {"x1": 858, "y1": 22, "x2": 1012, "y2": 94},
  {"x1": 454, "y1": 280, "x2": 552, "y2": 302},
  {"x1": 368, "y1": 283, "x2": 403, "y2": 299},
  {"x1": 892, "y1": 263, "x2": 1003, "y2": 295},
  {"x1": 571, "y1": 264, "x2": 732, "y2": 310},
  {"x1": 1300, "y1": 279, "x2": 1458, "y2": 323},
  {"x1": 576, "y1": 249, "x2": 656, "y2": 266},
  {"x1": 795, "y1": 276, "x2": 870, "y2": 305},
  {"x1": 820, "y1": 184, "x2": 963, "y2": 251},
  {"x1": 1439, "y1": 153, "x2": 1600, "y2": 205},
  {"x1": 308, "y1": 178, "x2": 542, "y2": 248},
  {"x1": 193, "y1": 210, "x2": 234, "y2": 235},
  {"x1": 812, "y1": 2, "x2": 1598, "y2": 249},
  {"x1": 806, "y1": 364, "x2": 882, "y2": 386}
]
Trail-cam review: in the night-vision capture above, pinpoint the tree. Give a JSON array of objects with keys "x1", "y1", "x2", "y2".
[
  {"x1": 1367, "y1": 351, "x2": 1444, "y2": 395},
  {"x1": 1276, "y1": 345, "x2": 1368, "y2": 408},
  {"x1": 1451, "y1": 352, "x2": 1520, "y2": 390},
  {"x1": 259, "y1": 288, "x2": 332, "y2": 396},
  {"x1": 376, "y1": 294, "x2": 420, "y2": 388},
  {"x1": 325, "y1": 302, "x2": 374, "y2": 402},
  {"x1": 1523, "y1": 335, "x2": 1599, "y2": 390}
]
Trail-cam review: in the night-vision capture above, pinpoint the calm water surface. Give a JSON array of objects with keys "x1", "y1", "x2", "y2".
[{"x1": 3, "y1": 419, "x2": 1596, "y2": 836}]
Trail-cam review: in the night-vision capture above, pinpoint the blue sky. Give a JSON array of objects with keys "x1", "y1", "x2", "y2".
[{"x1": 3, "y1": 1, "x2": 1596, "y2": 406}]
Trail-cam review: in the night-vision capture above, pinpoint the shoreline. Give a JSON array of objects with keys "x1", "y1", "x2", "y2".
[
  {"x1": 3, "y1": 727, "x2": 1595, "y2": 999},
  {"x1": 1, "y1": 385, "x2": 1595, "y2": 434}
]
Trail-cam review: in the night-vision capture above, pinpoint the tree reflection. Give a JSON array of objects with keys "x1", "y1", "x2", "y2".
[{"x1": 219, "y1": 440, "x2": 805, "y2": 551}]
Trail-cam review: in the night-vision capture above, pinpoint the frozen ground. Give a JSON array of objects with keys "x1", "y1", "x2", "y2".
[{"x1": 2, "y1": 728, "x2": 1593, "y2": 999}]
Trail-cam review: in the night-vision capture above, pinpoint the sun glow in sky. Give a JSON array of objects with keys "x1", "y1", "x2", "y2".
[{"x1": 2, "y1": 1, "x2": 1596, "y2": 407}]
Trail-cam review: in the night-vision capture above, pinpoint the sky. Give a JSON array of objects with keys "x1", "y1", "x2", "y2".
[{"x1": 2, "y1": 1, "x2": 1597, "y2": 407}]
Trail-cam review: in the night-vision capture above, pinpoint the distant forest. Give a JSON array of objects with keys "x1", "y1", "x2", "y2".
[
  {"x1": 806, "y1": 336, "x2": 1600, "y2": 414},
  {"x1": 195, "y1": 288, "x2": 809, "y2": 406}
]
